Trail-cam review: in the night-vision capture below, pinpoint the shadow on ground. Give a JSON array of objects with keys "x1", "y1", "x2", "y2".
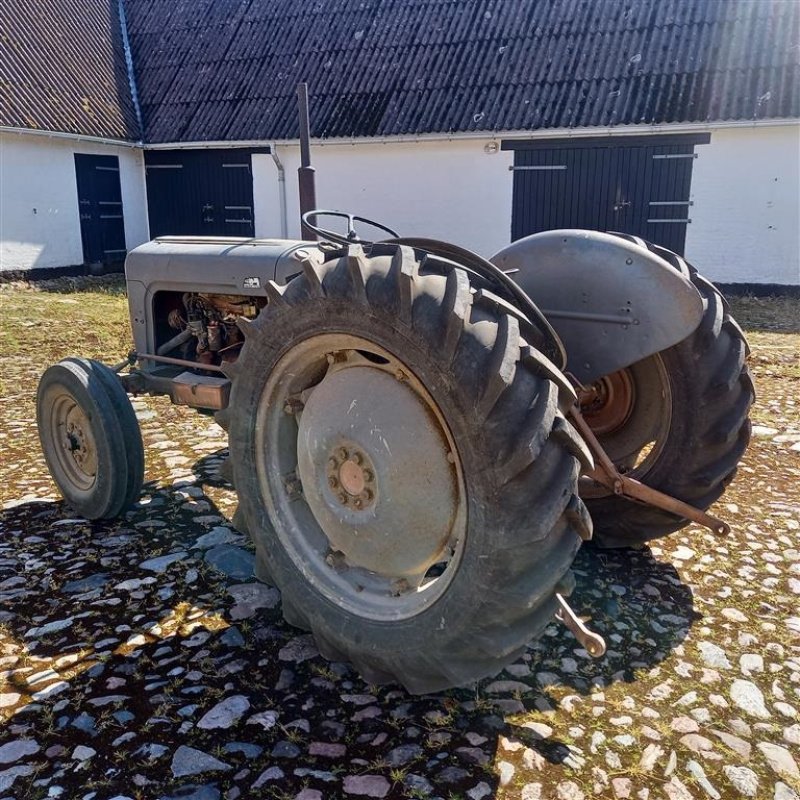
[{"x1": 0, "y1": 450, "x2": 696, "y2": 799}]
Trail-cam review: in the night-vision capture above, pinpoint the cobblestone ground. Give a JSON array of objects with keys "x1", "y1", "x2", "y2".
[{"x1": 0, "y1": 282, "x2": 798, "y2": 800}]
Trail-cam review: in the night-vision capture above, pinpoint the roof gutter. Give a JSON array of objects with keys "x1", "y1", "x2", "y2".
[
  {"x1": 141, "y1": 117, "x2": 799, "y2": 150},
  {"x1": 4, "y1": 116, "x2": 796, "y2": 151},
  {"x1": 1, "y1": 125, "x2": 140, "y2": 148}
]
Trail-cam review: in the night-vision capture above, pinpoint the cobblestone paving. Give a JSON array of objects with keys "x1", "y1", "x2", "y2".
[{"x1": 0, "y1": 283, "x2": 798, "y2": 800}]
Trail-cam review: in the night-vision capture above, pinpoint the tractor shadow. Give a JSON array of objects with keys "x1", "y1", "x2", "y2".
[{"x1": 0, "y1": 448, "x2": 697, "y2": 799}]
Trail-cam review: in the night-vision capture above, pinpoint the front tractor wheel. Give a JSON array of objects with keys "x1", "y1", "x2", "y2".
[
  {"x1": 37, "y1": 358, "x2": 144, "y2": 520},
  {"x1": 224, "y1": 244, "x2": 593, "y2": 693}
]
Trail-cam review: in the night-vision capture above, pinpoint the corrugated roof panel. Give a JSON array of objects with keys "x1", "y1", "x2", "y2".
[
  {"x1": 30, "y1": 0, "x2": 791, "y2": 144},
  {"x1": 2, "y1": 0, "x2": 139, "y2": 139}
]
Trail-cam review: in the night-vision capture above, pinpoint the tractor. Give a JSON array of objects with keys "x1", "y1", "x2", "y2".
[{"x1": 36, "y1": 209, "x2": 753, "y2": 693}]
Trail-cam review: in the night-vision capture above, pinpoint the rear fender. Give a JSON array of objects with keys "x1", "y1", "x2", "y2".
[{"x1": 491, "y1": 230, "x2": 704, "y2": 384}]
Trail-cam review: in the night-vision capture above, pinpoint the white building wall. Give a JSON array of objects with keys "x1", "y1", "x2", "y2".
[
  {"x1": 260, "y1": 139, "x2": 514, "y2": 257},
  {"x1": 686, "y1": 124, "x2": 800, "y2": 285},
  {"x1": 0, "y1": 132, "x2": 149, "y2": 271},
  {"x1": 6, "y1": 123, "x2": 795, "y2": 284},
  {"x1": 256, "y1": 127, "x2": 799, "y2": 284}
]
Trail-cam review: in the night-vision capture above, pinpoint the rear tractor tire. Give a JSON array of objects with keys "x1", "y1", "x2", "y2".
[
  {"x1": 223, "y1": 243, "x2": 593, "y2": 693},
  {"x1": 37, "y1": 358, "x2": 144, "y2": 520},
  {"x1": 581, "y1": 239, "x2": 754, "y2": 548}
]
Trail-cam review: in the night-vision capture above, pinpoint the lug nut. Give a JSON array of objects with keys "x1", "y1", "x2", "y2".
[
  {"x1": 353, "y1": 498, "x2": 363, "y2": 509},
  {"x1": 328, "y1": 457, "x2": 338, "y2": 469},
  {"x1": 351, "y1": 452, "x2": 363, "y2": 465},
  {"x1": 328, "y1": 476, "x2": 338, "y2": 489},
  {"x1": 338, "y1": 493, "x2": 348, "y2": 505},
  {"x1": 363, "y1": 489, "x2": 373, "y2": 502},
  {"x1": 337, "y1": 447, "x2": 349, "y2": 461},
  {"x1": 362, "y1": 469, "x2": 374, "y2": 483}
]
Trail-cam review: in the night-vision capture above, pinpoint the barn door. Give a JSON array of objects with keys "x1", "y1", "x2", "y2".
[
  {"x1": 145, "y1": 149, "x2": 264, "y2": 238},
  {"x1": 74, "y1": 154, "x2": 127, "y2": 266},
  {"x1": 507, "y1": 134, "x2": 709, "y2": 254}
]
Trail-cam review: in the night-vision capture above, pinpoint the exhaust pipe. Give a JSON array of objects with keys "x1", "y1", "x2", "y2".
[{"x1": 297, "y1": 82, "x2": 317, "y2": 240}]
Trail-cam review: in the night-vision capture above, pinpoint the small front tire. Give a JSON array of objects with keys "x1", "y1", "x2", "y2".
[{"x1": 37, "y1": 358, "x2": 144, "y2": 519}]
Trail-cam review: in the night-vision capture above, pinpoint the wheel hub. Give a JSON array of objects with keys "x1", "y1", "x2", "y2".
[
  {"x1": 296, "y1": 362, "x2": 458, "y2": 583},
  {"x1": 327, "y1": 447, "x2": 375, "y2": 508},
  {"x1": 52, "y1": 398, "x2": 97, "y2": 487},
  {"x1": 579, "y1": 369, "x2": 635, "y2": 436}
]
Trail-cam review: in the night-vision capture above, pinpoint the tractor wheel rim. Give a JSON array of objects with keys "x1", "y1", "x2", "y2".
[
  {"x1": 256, "y1": 334, "x2": 467, "y2": 621},
  {"x1": 49, "y1": 391, "x2": 97, "y2": 491},
  {"x1": 579, "y1": 369, "x2": 635, "y2": 436},
  {"x1": 579, "y1": 354, "x2": 672, "y2": 498}
]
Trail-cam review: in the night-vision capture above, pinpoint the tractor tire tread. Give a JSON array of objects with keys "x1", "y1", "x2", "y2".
[
  {"x1": 588, "y1": 240, "x2": 753, "y2": 547},
  {"x1": 227, "y1": 243, "x2": 587, "y2": 693}
]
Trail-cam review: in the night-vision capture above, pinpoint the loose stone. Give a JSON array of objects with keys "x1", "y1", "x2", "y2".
[
  {"x1": 278, "y1": 635, "x2": 319, "y2": 664},
  {"x1": 774, "y1": 783, "x2": 800, "y2": 800},
  {"x1": 171, "y1": 746, "x2": 232, "y2": 777},
  {"x1": 556, "y1": 781, "x2": 585, "y2": 800},
  {"x1": 730, "y1": 679, "x2": 771, "y2": 719},
  {"x1": 687, "y1": 759, "x2": 721, "y2": 799},
  {"x1": 204, "y1": 545, "x2": 254, "y2": 579},
  {"x1": 24, "y1": 617, "x2": 73, "y2": 638},
  {"x1": 72, "y1": 745, "x2": 96, "y2": 761},
  {"x1": 740, "y1": 654, "x2": 764, "y2": 674},
  {"x1": 612, "y1": 777, "x2": 631, "y2": 798},
  {"x1": 309, "y1": 742, "x2": 347, "y2": 758},
  {"x1": 467, "y1": 782, "x2": 492, "y2": 800},
  {"x1": 197, "y1": 695, "x2": 250, "y2": 730},
  {"x1": 757, "y1": 742, "x2": 800, "y2": 778},
  {"x1": 698, "y1": 642, "x2": 732, "y2": 669},
  {"x1": 342, "y1": 774, "x2": 391, "y2": 797},
  {"x1": 0, "y1": 766, "x2": 35, "y2": 793},
  {"x1": 710, "y1": 729, "x2": 752, "y2": 760},
  {"x1": 139, "y1": 552, "x2": 187, "y2": 572},
  {"x1": 252, "y1": 767, "x2": 284, "y2": 788},
  {"x1": 639, "y1": 743, "x2": 664, "y2": 771},
  {"x1": 498, "y1": 760, "x2": 515, "y2": 785},
  {"x1": 723, "y1": 765, "x2": 759, "y2": 797},
  {"x1": 0, "y1": 693, "x2": 20, "y2": 709},
  {"x1": 0, "y1": 740, "x2": 40, "y2": 764}
]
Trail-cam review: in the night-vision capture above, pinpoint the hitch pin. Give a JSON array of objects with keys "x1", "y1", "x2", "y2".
[{"x1": 555, "y1": 593, "x2": 606, "y2": 658}]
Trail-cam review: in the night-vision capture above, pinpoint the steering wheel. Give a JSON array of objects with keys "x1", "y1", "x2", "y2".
[{"x1": 302, "y1": 210, "x2": 400, "y2": 245}]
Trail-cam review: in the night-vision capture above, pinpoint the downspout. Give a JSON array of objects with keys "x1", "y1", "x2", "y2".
[{"x1": 270, "y1": 145, "x2": 288, "y2": 239}]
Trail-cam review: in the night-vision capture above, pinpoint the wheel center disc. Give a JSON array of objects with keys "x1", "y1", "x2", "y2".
[
  {"x1": 296, "y1": 363, "x2": 458, "y2": 581},
  {"x1": 55, "y1": 400, "x2": 97, "y2": 484},
  {"x1": 339, "y1": 460, "x2": 365, "y2": 495}
]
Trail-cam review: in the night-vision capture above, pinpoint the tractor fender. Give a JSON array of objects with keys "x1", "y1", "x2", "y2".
[{"x1": 490, "y1": 230, "x2": 704, "y2": 384}]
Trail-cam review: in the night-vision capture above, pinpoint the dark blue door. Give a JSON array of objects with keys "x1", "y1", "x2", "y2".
[
  {"x1": 74, "y1": 154, "x2": 127, "y2": 266},
  {"x1": 145, "y1": 149, "x2": 265, "y2": 238},
  {"x1": 506, "y1": 134, "x2": 709, "y2": 255}
]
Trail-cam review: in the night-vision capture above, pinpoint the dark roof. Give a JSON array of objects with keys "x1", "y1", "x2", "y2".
[
  {"x1": 124, "y1": 0, "x2": 800, "y2": 143},
  {"x1": 1, "y1": 0, "x2": 140, "y2": 140},
  {"x1": 3, "y1": 0, "x2": 798, "y2": 143}
]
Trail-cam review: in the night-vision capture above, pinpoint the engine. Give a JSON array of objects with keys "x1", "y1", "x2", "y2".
[{"x1": 160, "y1": 292, "x2": 266, "y2": 367}]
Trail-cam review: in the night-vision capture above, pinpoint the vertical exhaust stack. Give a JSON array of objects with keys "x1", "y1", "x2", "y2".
[{"x1": 297, "y1": 82, "x2": 317, "y2": 240}]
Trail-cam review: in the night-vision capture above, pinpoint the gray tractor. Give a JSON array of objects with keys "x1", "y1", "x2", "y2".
[{"x1": 36, "y1": 211, "x2": 753, "y2": 692}]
